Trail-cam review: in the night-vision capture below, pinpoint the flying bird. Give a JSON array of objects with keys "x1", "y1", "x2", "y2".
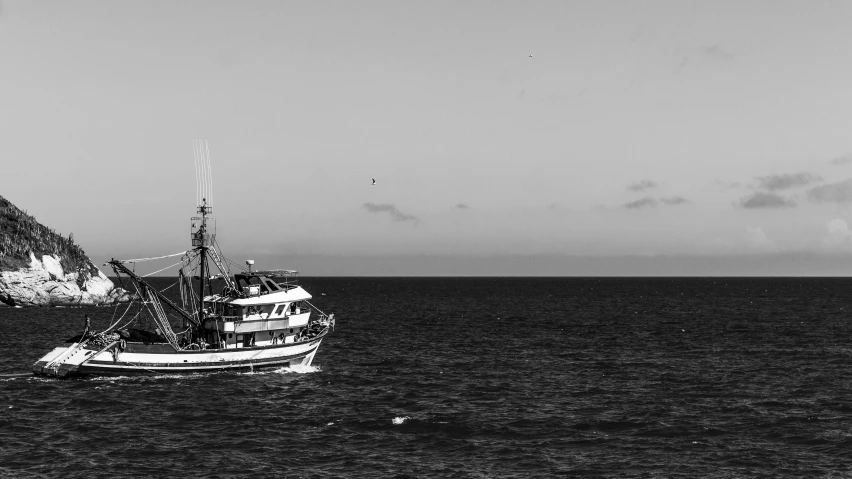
[
  {"x1": 372, "y1": 178, "x2": 376, "y2": 186},
  {"x1": 529, "y1": 54, "x2": 533, "y2": 58}
]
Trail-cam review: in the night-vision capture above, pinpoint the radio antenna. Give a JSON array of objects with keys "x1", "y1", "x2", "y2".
[{"x1": 192, "y1": 139, "x2": 213, "y2": 207}]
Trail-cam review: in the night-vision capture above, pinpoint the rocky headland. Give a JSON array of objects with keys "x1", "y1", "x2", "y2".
[{"x1": 0, "y1": 194, "x2": 132, "y2": 307}]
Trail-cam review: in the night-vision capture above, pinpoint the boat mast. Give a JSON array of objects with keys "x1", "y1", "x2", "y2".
[
  {"x1": 192, "y1": 138, "x2": 214, "y2": 330},
  {"x1": 195, "y1": 198, "x2": 210, "y2": 326}
]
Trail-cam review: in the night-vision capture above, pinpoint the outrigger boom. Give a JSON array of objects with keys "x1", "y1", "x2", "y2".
[{"x1": 108, "y1": 260, "x2": 199, "y2": 328}]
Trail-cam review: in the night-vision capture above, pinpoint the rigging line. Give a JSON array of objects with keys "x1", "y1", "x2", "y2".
[
  {"x1": 222, "y1": 253, "x2": 250, "y2": 273},
  {"x1": 192, "y1": 139, "x2": 201, "y2": 204},
  {"x1": 104, "y1": 298, "x2": 136, "y2": 332},
  {"x1": 194, "y1": 138, "x2": 202, "y2": 206},
  {"x1": 112, "y1": 269, "x2": 127, "y2": 294},
  {"x1": 179, "y1": 270, "x2": 187, "y2": 310},
  {"x1": 197, "y1": 138, "x2": 204, "y2": 205},
  {"x1": 180, "y1": 253, "x2": 196, "y2": 272},
  {"x1": 112, "y1": 305, "x2": 144, "y2": 334},
  {"x1": 181, "y1": 255, "x2": 200, "y2": 281},
  {"x1": 199, "y1": 139, "x2": 206, "y2": 205},
  {"x1": 156, "y1": 302, "x2": 180, "y2": 346},
  {"x1": 159, "y1": 278, "x2": 180, "y2": 293},
  {"x1": 221, "y1": 254, "x2": 248, "y2": 272},
  {"x1": 212, "y1": 237, "x2": 232, "y2": 271},
  {"x1": 108, "y1": 297, "x2": 122, "y2": 323},
  {"x1": 193, "y1": 139, "x2": 200, "y2": 207},
  {"x1": 199, "y1": 139, "x2": 205, "y2": 206},
  {"x1": 227, "y1": 256, "x2": 247, "y2": 270},
  {"x1": 139, "y1": 283, "x2": 179, "y2": 348},
  {"x1": 201, "y1": 138, "x2": 209, "y2": 204},
  {"x1": 182, "y1": 249, "x2": 199, "y2": 266},
  {"x1": 199, "y1": 138, "x2": 205, "y2": 206},
  {"x1": 198, "y1": 138, "x2": 205, "y2": 206},
  {"x1": 116, "y1": 251, "x2": 189, "y2": 264},
  {"x1": 183, "y1": 259, "x2": 199, "y2": 314},
  {"x1": 173, "y1": 325, "x2": 191, "y2": 336},
  {"x1": 167, "y1": 313, "x2": 190, "y2": 331},
  {"x1": 142, "y1": 259, "x2": 186, "y2": 277},
  {"x1": 207, "y1": 245, "x2": 235, "y2": 290},
  {"x1": 132, "y1": 283, "x2": 158, "y2": 328},
  {"x1": 205, "y1": 139, "x2": 209, "y2": 205},
  {"x1": 205, "y1": 139, "x2": 213, "y2": 206},
  {"x1": 304, "y1": 300, "x2": 327, "y2": 317},
  {"x1": 198, "y1": 139, "x2": 204, "y2": 206},
  {"x1": 200, "y1": 138, "x2": 207, "y2": 206}
]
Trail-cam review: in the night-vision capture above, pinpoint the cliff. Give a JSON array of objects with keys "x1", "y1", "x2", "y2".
[{"x1": 0, "y1": 194, "x2": 131, "y2": 307}]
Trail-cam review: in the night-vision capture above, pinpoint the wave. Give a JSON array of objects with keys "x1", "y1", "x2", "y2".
[{"x1": 239, "y1": 364, "x2": 321, "y2": 375}]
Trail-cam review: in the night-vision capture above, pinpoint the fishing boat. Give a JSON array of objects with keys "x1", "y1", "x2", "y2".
[{"x1": 32, "y1": 141, "x2": 334, "y2": 377}]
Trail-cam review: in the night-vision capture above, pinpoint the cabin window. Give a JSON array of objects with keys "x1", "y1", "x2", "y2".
[
  {"x1": 274, "y1": 304, "x2": 286, "y2": 316},
  {"x1": 263, "y1": 278, "x2": 280, "y2": 291}
]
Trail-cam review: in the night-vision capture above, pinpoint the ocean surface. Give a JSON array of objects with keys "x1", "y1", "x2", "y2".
[{"x1": 2, "y1": 277, "x2": 852, "y2": 478}]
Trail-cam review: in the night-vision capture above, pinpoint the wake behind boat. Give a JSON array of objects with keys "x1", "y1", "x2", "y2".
[{"x1": 32, "y1": 141, "x2": 334, "y2": 377}]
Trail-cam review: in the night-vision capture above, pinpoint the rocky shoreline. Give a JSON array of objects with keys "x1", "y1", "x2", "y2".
[{"x1": 0, "y1": 253, "x2": 132, "y2": 307}]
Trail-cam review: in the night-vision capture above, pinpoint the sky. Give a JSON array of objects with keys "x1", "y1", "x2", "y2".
[{"x1": 2, "y1": 1, "x2": 852, "y2": 275}]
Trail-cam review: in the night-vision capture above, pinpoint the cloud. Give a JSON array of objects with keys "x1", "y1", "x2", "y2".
[
  {"x1": 754, "y1": 172, "x2": 820, "y2": 191},
  {"x1": 746, "y1": 227, "x2": 773, "y2": 249},
  {"x1": 738, "y1": 192, "x2": 796, "y2": 209},
  {"x1": 830, "y1": 155, "x2": 852, "y2": 166},
  {"x1": 623, "y1": 196, "x2": 689, "y2": 209},
  {"x1": 673, "y1": 44, "x2": 735, "y2": 74},
  {"x1": 701, "y1": 44, "x2": 735, "y2": 62},
  {"x1": 362, "y1": 203, "x2": 420, "y2": 224},
  {"x1": 455, "y1": 203, "x2": 470, "y2": 210},
  {"x1": 715, "y1": 178, "x2": 742, "y2": 189},
  {"x1": 824, "y1": 218, "x2": 852, "y2": 246},
  {"x1": 674, "y1": 56, "x2": 689, "y2": 73},
  {"x1": 807, "y1": 179, "x2": 852, "y2": 206},
  {"x1": 627, "y1": 180, "x2": 657, "y2": 192},
  {"x1": 660, "y1": 196, "x2": 689, "y2": 205},
  {"x1": 624, "y1": 197, "x2": 657, "y2": 209}
]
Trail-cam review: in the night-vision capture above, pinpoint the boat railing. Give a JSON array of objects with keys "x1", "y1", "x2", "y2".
[
  {"x1": 239, "y1": 281, "x2": 299, "y2": 298},
  {"x1": 210, "y1": 312, "x2": 310, "y2": 322},
  {"x1": 201, "y1": 314, "x2": 240, "y2": 322}
]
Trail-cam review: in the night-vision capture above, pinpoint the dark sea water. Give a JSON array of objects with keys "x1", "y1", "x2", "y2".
[{"x1": 2, "y1": 277, "x2": 852, "y2": 478}]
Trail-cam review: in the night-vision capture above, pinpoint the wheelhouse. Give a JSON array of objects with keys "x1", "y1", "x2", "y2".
[{"x1": 200, "y1": 271, "x2": 314, "y2": 349}]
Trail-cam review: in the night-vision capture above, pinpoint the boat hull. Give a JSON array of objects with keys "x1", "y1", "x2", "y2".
[{"x1": 32, "y1": 335, "x2": 325, "y2": 378}]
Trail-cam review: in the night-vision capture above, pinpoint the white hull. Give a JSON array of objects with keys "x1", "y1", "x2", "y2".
[{"x1": 32, "y1": 333, "x2": 326, "y2": 378}]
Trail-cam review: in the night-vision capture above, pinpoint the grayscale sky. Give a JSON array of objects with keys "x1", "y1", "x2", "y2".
[{"x1": 2, "y1": 1, "x2": 852, "y2": 275}]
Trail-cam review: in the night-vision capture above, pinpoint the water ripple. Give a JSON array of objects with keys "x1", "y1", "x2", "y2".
[{"x1": 2, "y1": 277, "x2": 852, "y2": 476}]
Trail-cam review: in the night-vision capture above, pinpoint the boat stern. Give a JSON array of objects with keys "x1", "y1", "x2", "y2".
[{"x1": 32, "y1": 343, "x2": 94, "y2": 378}]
